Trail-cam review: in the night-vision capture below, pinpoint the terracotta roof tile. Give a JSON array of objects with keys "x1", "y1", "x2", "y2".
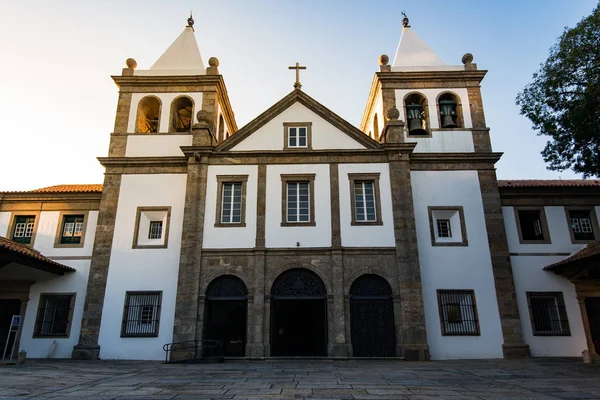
[
  {"x1": 544, "y1": 240, "x2": 600, "y2": 270},
  {"x1": 29, "y1": 184, "x2": 103, "y2": 193},
  {"x1": 498, "y1": 180, "x2": 600, "y2": 188},
  {"x1": 0, "y1": 236, "x2": 76, "y2": 271}
]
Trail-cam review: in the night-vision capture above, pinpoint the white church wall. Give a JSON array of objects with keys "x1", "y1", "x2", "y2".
[
  {"x1": 230, "y1": 102, "x2": 366, "y2": 151},
  {"x1": 27, "y1": 211, "x2": 98, "y2": 257},
  {"x1": 503, "y1": 205, "x2": 590, "y2": 356},
  {"x1": 203, "y1": 165, "x2": 258, "y2": 249},
  {"x1": 98, "y1": 174, "x2": 186, "y2": 360},
  {"x1": 338, "y1": 163, "x2": 395, "y2": 247},
  {"x1": 125, "y1": 135, "x2": 192, "y2": 157},
  {"x1": 265, "y1": 164, "x2": 331, "y2": 248},
  {"x1": 126, "y1": 92, "x2": 203, "y2": 134},
  {"x1": 19, "y1": 259, "x2": 90, "y2": 359},
  {"x1": 411, "y1": 170, "x2": 504, "y2": 359},
  {"x1": 0, "y1": 211, "x2": 10, "y2": 236}
]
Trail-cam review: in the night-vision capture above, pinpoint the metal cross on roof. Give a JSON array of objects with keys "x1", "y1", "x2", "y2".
[{"x1": 288, "y1": 62, "x2": 307, "y2": 90}]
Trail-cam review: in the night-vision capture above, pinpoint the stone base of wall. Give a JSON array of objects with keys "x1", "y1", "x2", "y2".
[
  {"x1": 403, "y1": 344, "x2": 430, "y2": 361},
  {"x1": 72, "y1": 344, "x2": 100, "y2": 360},
  {"x1": 328, "y1": 343, "x2": 350, "y2": 358},
  {"x1": 502, "y1": 342, "x2": 531, "y2": 359}
]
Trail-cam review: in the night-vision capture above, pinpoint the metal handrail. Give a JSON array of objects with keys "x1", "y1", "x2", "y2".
[{"x1": 162, "y1": 339, "x2": 223, "y2": 363}]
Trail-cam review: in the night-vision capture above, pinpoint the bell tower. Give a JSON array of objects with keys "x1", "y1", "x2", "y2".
[{"x1": 361, "y1": 14, "x2": 531, "y2": 359}]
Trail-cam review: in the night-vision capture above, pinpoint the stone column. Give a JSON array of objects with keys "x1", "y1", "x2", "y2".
[
  {"x1": 478, "y1": 169, "x2": 530, "y2": 358},
  {"x1": 72, "y1": 173, "x2": 122, "y2": 360}
]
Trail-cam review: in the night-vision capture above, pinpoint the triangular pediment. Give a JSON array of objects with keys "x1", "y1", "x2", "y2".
[{"x1": 218, "y1": 90, "x2": 380, "y2": 152}]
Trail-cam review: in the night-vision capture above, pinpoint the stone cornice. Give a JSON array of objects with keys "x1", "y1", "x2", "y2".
[
  {"x1": 111, "y1": 74, "x2": 223, "y2": 88},
  {"x1": 97, "y1": 156, "x2": 188, "y2": 168},
  {"x1": 376, "y1": 70, "x2": 488, "y2": 86}
]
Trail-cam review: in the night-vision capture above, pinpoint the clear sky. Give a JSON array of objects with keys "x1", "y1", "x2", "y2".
[{"x1": 0, "y1": 0, "x2": 597, "y2": 191}]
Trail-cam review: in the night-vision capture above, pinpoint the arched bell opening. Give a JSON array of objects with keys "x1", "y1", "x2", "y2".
[
  {"x1": 203, "y1": 275, "x2": 248, "y2": 357},
  {"x1": 437, "y1": 92, "x2": 463, "y2": 129},
  {"x1": 373, "y1": 113, "x2": 380, "y2": 141},
  {"x1": 270, "y1": 268, "x2": 327, "y2": 356},
  {"x1": 349, "y1": 274, "x2": 396, "y2": 357},
  {"x1": 169, "y1": 96, "x2": 194, "y2": 133},
  {"x1": 135, "y1": 96, "x2": 161, "y2": 133},
  {"x1": 404, "y1": 93, "x2": 429, "y2": 135}
]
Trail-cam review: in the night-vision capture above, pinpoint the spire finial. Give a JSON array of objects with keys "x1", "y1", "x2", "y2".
[
  {"x1": 187, "y1": 11, "x2": 194, "y2": 29},
  {"x1": 401, "y1": 11, "x2": 410, "y2": 28}
]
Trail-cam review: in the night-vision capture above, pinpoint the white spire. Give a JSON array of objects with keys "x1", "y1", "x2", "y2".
[
  {"x1": 135, "y1": 24, "x2": 206, "y2": 76},
  {"x1": 392, "y1": 26, "x2": 446, "y2": 68}
]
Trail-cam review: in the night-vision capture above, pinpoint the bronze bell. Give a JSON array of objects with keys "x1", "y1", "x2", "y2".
[
  {"x1": 439, "y1": 99, "x2": 457, "y2": 128},
  {"x1": 406, "y1": 104, "x2": 427, "y2": 135}
]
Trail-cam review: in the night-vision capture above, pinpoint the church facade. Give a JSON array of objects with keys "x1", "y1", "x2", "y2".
[{"x1": 1, "y1": 17, "x2": 599, "y2": 362}]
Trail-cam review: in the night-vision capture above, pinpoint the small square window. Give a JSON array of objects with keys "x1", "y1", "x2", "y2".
[
  {"x1": 121, "y1": 291, "x2": 162, "y2": 337},
  {"x1": 11, "y1": 215, "x2": 36, "y2": 245},
  {"x1": 60, "y1": 215, "x2": 85, "y2": 244},
  {"x1": 281, "y1": 174, "x2": 316, "y2": 226},
  {"x1": 283, "y1": 123, "x2": 312, "y2": 150},
  {"x1": 437, "y1": 290, "x2": 479, "y2": 335},
  {"x1": 527, "y1": 292, "x2": 570, "y2": 336},
  {"x1": 514, "y1": 208, "x2": 551, "y2": 244},
  {"x1": 566, "y1": 208, "x2": 598, "y2": 243},
  {"x1": 34, "y1": 294, "x2": 75, "y2": 338},
  {"x1": 428, "y1": 207, "x2": 467, "y2": 246},
  {"x1": 132, "y1": 207, "x2": 171, "y2": 249}
]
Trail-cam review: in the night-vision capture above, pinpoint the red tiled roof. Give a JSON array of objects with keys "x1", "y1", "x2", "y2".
[
  {"x1": 544, "y1": 240, "x2": 600, "y2": 271},
  {"x1": 498, "y1": 180, "x2": 600, "y2": 188},
  {"x1": 0, "y1": 236, "x2": 75, "y2": 271},
  {"x1": 29, "y1": 184, "x2": 103, "y2": 193}
]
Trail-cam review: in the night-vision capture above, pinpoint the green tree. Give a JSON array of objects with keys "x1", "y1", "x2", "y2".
[{"x1": 516, "y1": 4, "x2": 600, "y2": 178}]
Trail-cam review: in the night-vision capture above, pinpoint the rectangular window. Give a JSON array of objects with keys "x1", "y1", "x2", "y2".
[
  {"x1": 354, "y1": 181, "x2": 376, "y2": 222},
  {"x1": 34, "y1": 294, "x2": 75, "y2": 337},
  {"x1": 221, "y1": 182, "x2": 243, "y2": 224},
  {"x1": 515, "y1": 208, "x2": 550, "y2": 243},
  {"x1": 569, "y1": 209, "x2": 596, "y2": 241},
  {"x1": 60, "y1": 215, "x2": 85, "y2": 244},
  {"x1": 121, "y1": 291, "x2": 162, "y2": 337},
  {"x1": 436, "y1": 219, "x2": 452, "y2": 238},
  {"x1": 12, "y1": 215, "x2": 35, "y2": 244},
  {"x1": 287, "y1": 182, "x2": 310, "y2": 223},
  {"x1": 148, "y1": 221, "x2": 163, "y2": 239},
  {"x1": 437, "y1": 290, "x2": 479, "y2": 335},
  {"x1": 283, "y1": 123, "x2": 312, "y2": 150},
  {"x1": 527, "y1": 292, "x2": 570, "y2": 336}
]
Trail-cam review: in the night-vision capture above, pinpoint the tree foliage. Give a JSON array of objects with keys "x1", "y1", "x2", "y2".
[{"x1": 516, "y1": 4, "x2": 600, "y2": 178}]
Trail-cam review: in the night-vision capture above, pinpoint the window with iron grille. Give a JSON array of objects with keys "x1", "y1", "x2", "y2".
[
  {"x1": 60, "y1": 215, "x2": 85, "y2": 244},
  {"x1": 569, "y1": 210, "x2": 596, "y2": 241},
  {"x1": 221, "y1": 182, "x2": 243, "y2": 224},
  {"x1": 148, "y1": 221, "x2": 163, "y2": 239},
  {"x1": 121, "y1": 291, "x2": 162, "y2": 337},
  {"x1": 527, "y1": 292, "x2": 570, "y2": 336},
  {"x1": 436, "y1": 219, "x2": 452, "y2": 238},
  {"x1": 437, "y1": 290, "x2": 479, "y2": 335},
  {"x1": 287, "y1": 182, "x2": 310, "y2": 223},
  {"x1": 12, "y1": 215, "x2": 35, "y2": 244},
  {"x1": 34, "y1": 294, "x2": 75, "y2": 337},
  {"x1": 354, "y1": 181, "x2": 376, "y2": 222}
]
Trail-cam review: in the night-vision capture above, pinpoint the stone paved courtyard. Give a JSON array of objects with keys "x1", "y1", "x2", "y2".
[{"x1": 2, "y1": 358, "x2": 600, "y2": 399}]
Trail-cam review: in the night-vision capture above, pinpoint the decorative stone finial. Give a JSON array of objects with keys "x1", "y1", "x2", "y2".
[
  {"x1": 462, "y1": 53, "x2": 474, "y2": 65},
  {"x1": 208, "y1": 57, "x2": 219, "y2": 68},
  {"x1": 379, "y1": 54, "x2": 389, "y2": 66},
  {"x1": 196, "y1": 110, "x2": 210, "y2": 124},
  {"x1": 126, "y1": 58, "x2": 137, "y2": 69},
  {"x1": 401, "y1": 11, "x2": 410, "y2": 27},
  {"x1": 187, "y1": 11, "x2": 194, "y2": 27},
  {"x1": 386, "y1": 106, "x2": 400, "y2": 121}
]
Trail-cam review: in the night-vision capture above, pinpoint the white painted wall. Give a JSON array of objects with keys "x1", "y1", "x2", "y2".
[
  {"x1": 503, "y1": 205, "x2": 598, "y2": 356},
  {"x1": 126, "y1": 92, "x2": 203, "y2": 134},
  {"x1": 33, "y1": 211, "x2": 98, "y2": 257},
  {"x1": 0, "y1": 211, "x2": 10, "y2": 237},
  {"x1": 412, "y1": 170, "x2": 504, "y2": 359},
  {"x1": 338, "y1": 163, "x2": 395, "y2": 247},
  {"x1": 265, "y1": 164, "x2": 331, "y2": 248},
  {"x1": 204, "y1": 165, "x2": 258, "y2": 249},
  {"x1": 18, "y1": 259, "x2": 90, "y2": 359},
  {"x1": 125, "y1": 135, "x2": 192, "y2": 157},
  {"x1": 231, "y1": 102, "x2": 366, "y2": 151},
  {"x1": 98, "y1": 174, "x2": 186, "y2": 360}
]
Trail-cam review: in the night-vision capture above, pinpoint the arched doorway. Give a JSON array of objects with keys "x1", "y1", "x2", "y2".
[
  {"x1": 350, "y1": 274, "x2": 396, "y2": 357},
  {"x1": 271, "y1": 268, "x2": 327, "y2": 356},
  {"x1": 204, "y1": 275, "x2": 247, "y2": 357}
]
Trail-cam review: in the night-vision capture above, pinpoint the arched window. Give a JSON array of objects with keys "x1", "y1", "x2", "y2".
[
  {"x1": 438, "y1": 92, "x2": 463, "y2": 128},
  {"x1": 373, "y1": 113, "x2": 379, "y2": 141},
  {"x1": 404, "y1": 93, "x2": 429, "y2": 135},
  {"x1": 135, "y1": 96, "x2": 161, "y2": 133},
  {"x1": 218, "y1": 114, "x2": 225, "y2": 142},
  {"x1": 170, "y1": 96, "x2": 194, "y2": 132}
]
